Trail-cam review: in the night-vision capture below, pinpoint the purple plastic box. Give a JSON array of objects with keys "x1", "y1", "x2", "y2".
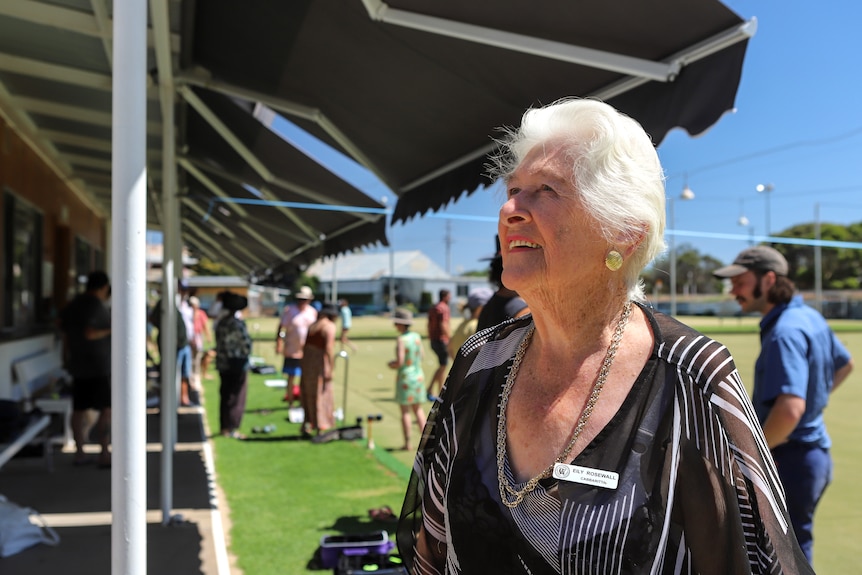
[{"x1": 319, "y1": 530, "x2": 395, "y2": 569}]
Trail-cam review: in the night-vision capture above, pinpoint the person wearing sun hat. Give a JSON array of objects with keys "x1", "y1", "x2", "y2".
[
  {"x1": 214, "y1": 292, "x2": 252, "y2": 439},
  {"x1": 276, "y1": 285, "x2": 318, "y2": 406},
  {"x1": 387, "y1": 308, "x2": 427, "y2": 451},
  {"x1": 714, "y1": 244, "x2": 854, "y2": 563}
]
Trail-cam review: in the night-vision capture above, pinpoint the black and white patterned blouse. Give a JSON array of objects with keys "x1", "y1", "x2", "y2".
[{"x1": 397, "y1": 303, "x2": 812, "y2": 575}]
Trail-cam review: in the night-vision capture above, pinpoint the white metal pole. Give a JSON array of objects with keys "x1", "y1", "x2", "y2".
[
  {"x1": 150, "y1": 0, "x2": 180, "y2": 525},
  {"x1": 111, "y1": 1, "x2": 148, "y2": 573},
  {"x1": 160, "y1": 128, "x2": 179, "y2": 522},
  {"x1": 382, "y1": 197, "x2": 395, "y2": 312},
  {"x1": 669, "y1": 198, "x2": 677, "y2": 316},
  {"x1": 332, "y1": 257, "x2": 338, "y2": 303}
]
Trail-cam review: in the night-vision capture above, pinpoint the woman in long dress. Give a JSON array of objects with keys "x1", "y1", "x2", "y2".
[
  {"x1": 299, "y1": 302, "x2": 337, "y2": 436},
  {"x1": 388, "y1": 308, "x2": 427, "y2": 451}
]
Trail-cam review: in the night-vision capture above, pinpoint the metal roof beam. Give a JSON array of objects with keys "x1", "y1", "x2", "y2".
[
  {"x1": 182, "y1": 198, "x2": 236, "y2": 240},
  {"x1": 0, "y1": 0, "x2": 181, "y2": 52},
  {"x1": 12, "y1": 95, "x2": 162, "y2": 134},
  {"x1": 187, "y1": 240, "x2": 245, "y2": 273},
  {"x1": 362, "y1": 0, "x2": 678, "y2": 81},
  {"x1": 0, "y1": 52, "x2": 111, "y2": 89},
  {"x1": 0, "y1": 79, "x2": 105, "y2": 216},
  {"x1": 183, "y1": 220, "x2": 256, "y2": 271},
  {"x1": 64, "y1": 153, "x2": 111, "y2": 171},
  {"x1": 176, "y1": 70, "x2": 392, "y2": 190},
  {"x1": 363, "y1": 1, "x2": 757, "y2": 193},
  {"x1": 0, "y1": 52, "x2": 159, "y2": 97},
  {"x1": 41, "y1": 130, "x2": 111, "y2": 152},
  {"x1": 177, "y1": 157, "x2": 250, "y2": 218},
  {"x1": 592, "y1": 19, "x2": 759, "y2": 101},
  {"x1": 179, "y1": 157, "x2": 324, "y2": 242},
  {"x1": 0, "y1": 0, "x2": 101, "y2": 37},
  {"x1": 89, "y1": 0, "x2": 113, "y2": 68},
  {"x1": 178, "y1": 88, "x2": 327, "y2": 242},
  {"x1": 177, "y1": 95, "x2": 379, "y2": 224},
  {"x1": 238, "y1": 222, "x2": 290, "y2": 262}
]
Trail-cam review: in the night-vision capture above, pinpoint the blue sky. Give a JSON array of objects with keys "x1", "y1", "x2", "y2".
[{"x1": 268, "y1": 0, "x2": 862, "y2": 276}]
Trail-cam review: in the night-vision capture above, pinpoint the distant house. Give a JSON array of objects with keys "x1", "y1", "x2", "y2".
[
  {"x1": 184, "y1": 276, "x2": 288, "y2": 318},
  {"x1": 307, "y1": 250, "x2": 493, "y2": 315}
]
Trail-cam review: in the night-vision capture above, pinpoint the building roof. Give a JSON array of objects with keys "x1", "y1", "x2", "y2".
[
  {"x1": 186, "y1": 276, "x2": 249, "y2": 288},
  {"x1": 307, "y1": 251, "x2": 452, "y2": 282}
]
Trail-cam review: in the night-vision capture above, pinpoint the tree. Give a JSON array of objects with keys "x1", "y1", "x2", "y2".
[
  {"x1": 191, "y1": 256, "x2": 237, "y2": 276},
  {"x1": 771, "y1": 222, "x2": 862, "y2": 290},
  {"x1": 641, "y1": 243, "x2": 725, "y2": 296}
]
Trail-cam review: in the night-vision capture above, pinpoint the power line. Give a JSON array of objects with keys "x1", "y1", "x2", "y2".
[
  {"x1": 667, "y1": 125, "x2": 862, "y2": 181},
  {"x1": 444, "y1": 219, "x2": 453, "y2": 274}
]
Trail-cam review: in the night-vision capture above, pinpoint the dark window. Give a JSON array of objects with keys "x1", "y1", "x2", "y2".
[
  {"x1": 2, "y1": 189, "x2": 44, "y2": 332},
  {"x1": 74, "y1": 236, "x2": 92, "y2": 293}
]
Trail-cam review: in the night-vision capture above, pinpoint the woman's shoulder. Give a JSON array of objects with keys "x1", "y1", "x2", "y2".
[
  {"x1": 455, "y1": 315, "x2": 533, "y2": 365},
  {"x1": 641, "y1": 305, "x2": 730, "y2": 363},
  {"x1": 642, "y1": 304, "x2": 738, "y2": 387}
]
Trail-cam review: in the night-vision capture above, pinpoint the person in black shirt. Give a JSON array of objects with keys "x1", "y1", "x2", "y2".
[{"x1": 59, "y1": 271, "x2": 112, "y2": 467}]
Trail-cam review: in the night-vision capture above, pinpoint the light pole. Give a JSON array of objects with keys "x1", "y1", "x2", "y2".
[
  {"x1": 814, "y1": 202, "x2": 822, "y2": 313},
  {"x1": 669, "y1": 184, "x2": 695, "y2": 316},
  {"x1": 381, "y1": 196, "x2": 396, "y2": 313},
  {"x1": 756, "y1": 183, "x2": 774, "y2": 236},
  {"x1": 737, "y1": 199, "x2": 754, "y2": 244}
]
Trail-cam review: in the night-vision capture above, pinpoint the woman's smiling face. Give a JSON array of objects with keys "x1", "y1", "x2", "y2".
[{"x1": 498, "y1": 142, "x2": 607, "y2": 298}]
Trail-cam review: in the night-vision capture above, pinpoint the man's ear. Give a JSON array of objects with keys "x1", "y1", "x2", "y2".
[{"x1": 762, "y1": 270, "x2": 778, "y2": 290}]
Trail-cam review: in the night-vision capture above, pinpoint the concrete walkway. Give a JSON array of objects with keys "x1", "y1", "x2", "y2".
[{"x1": 0, "y1": 407, "x2": 234, "y2": 575}]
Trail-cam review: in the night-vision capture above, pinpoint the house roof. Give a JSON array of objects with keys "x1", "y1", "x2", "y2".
[{"x1": 307, "y1": 251, "x2": 451, "y2": 282}]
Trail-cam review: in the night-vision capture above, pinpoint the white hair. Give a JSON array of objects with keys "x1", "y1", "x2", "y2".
[{"x1": 488, "y1": 98, "x2": 666, "y2": 301}]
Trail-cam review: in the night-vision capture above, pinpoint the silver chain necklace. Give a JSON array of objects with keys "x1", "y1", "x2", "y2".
[{"x1": 496, "y1": 301, "x2": 634, "y2": 508}]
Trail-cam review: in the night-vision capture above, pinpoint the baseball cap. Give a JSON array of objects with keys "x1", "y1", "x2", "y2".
[{"x1": 713, "y1": 246, "x2": 789, "y2": 278}]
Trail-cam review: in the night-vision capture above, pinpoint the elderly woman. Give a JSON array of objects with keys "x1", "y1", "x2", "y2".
[{"x1": 397, "y1": 99, "x2": 812, "y2": 574}]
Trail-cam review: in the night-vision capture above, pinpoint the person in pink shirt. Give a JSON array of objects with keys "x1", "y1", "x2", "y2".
[
  {"x1": 276, "y1": 286, "x2": 318, "y2": 406},
  {"x1": 189, "y1": 296, "x2": 211, "y2": 388}
]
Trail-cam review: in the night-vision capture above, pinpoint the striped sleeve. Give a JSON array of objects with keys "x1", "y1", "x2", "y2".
[{"x1": 655, "y1": 314, "x2": 813, "y2": 575}]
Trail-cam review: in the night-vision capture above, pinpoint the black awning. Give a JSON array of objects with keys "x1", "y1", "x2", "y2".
[
  {"x1": 187, "y1": 0, "x2": 752, "y2": 224},
  {"x1": 181, "y1": 88, "x2": 388, "y2": 274}
]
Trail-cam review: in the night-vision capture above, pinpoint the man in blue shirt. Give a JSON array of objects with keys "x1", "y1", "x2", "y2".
[{"x1": 714, "y1": 246, "x2": 854, "y2": 563}]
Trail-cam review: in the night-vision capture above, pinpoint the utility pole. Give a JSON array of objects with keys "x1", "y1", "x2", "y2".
[{"x1": 444, "y1": 219, "x2": 453, "y2": 274}]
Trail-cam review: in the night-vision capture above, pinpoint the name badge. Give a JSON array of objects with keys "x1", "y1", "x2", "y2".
[{"x1": 553, "y1": 463, "x2": 619, "y2": 490}]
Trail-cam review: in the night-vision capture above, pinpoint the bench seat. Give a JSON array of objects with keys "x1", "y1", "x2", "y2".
[{"x1": 0, "y1": 413, "x2": 52, "y2": 470}]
